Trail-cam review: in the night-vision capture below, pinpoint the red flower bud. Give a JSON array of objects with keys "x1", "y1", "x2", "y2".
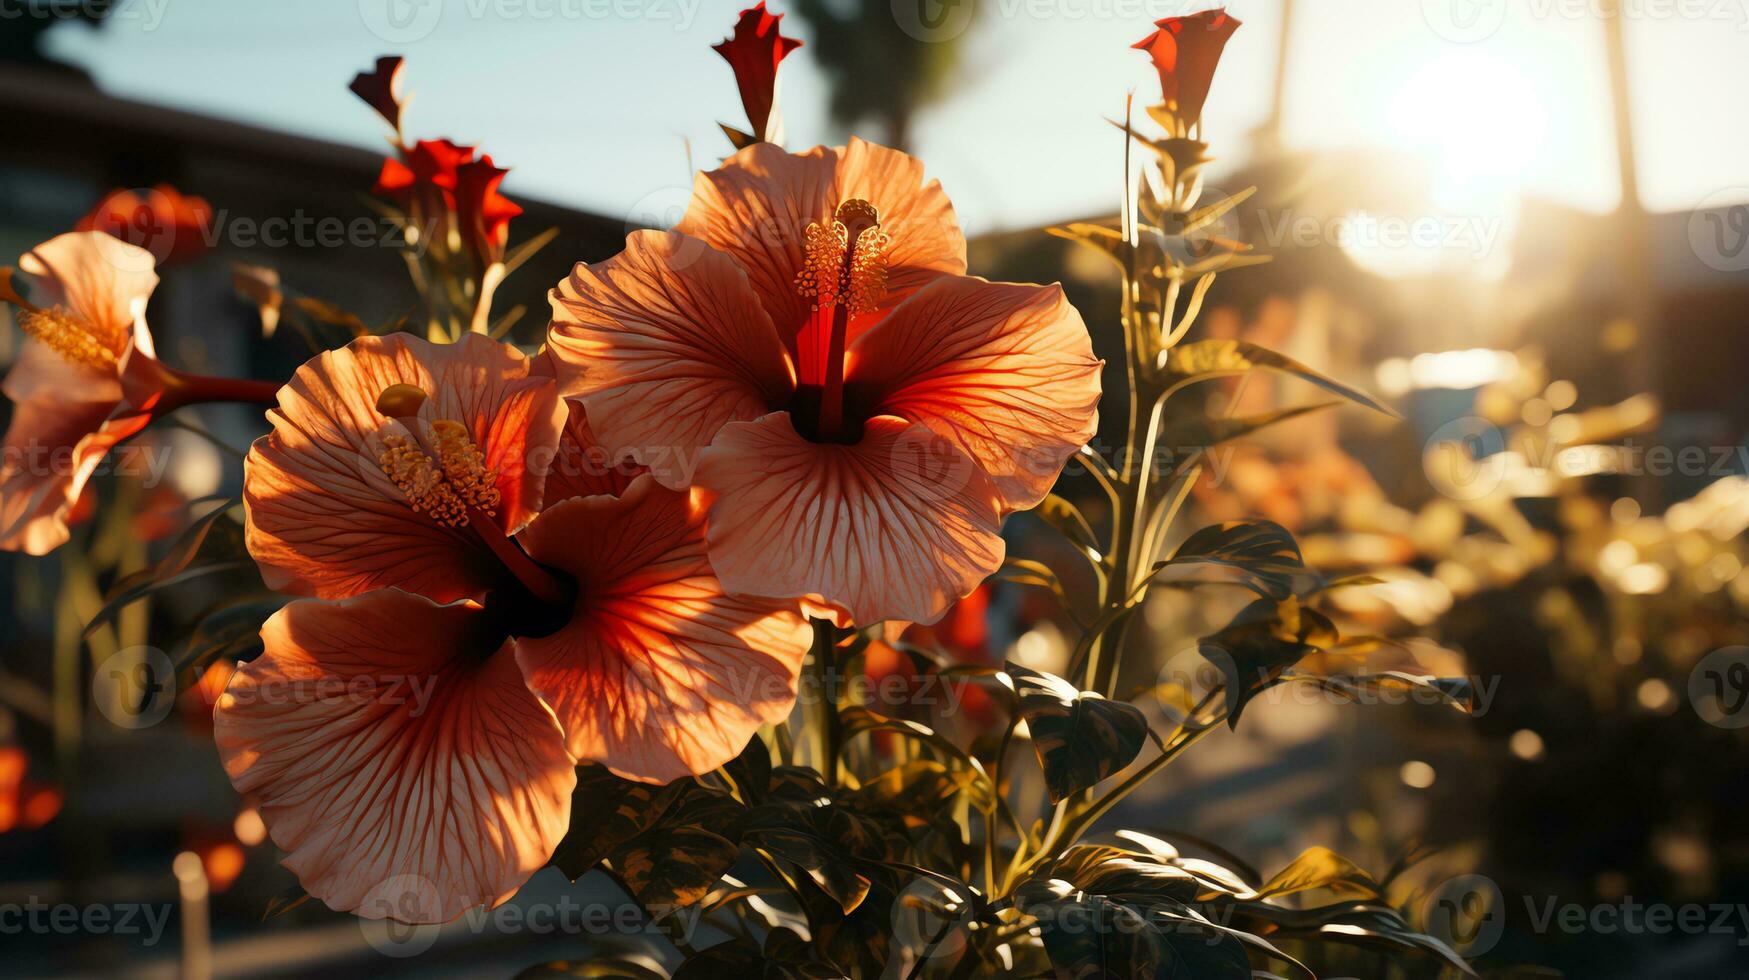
[
  {"x1": 1132, "y1": 9, "x2": 1240, "y2": 127},
  {"x1": 713, "y1": 2, "x2": 803, "y2": 142},
  {"x1": 349, "y1": 56, "x2": 407, "y2": 135},
  {"x1": 455, "y1": 154, "x2": 522, "y2": 266}
]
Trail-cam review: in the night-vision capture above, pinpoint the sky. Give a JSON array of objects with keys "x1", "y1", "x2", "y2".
[{"x1": 43, "y1": 0, "x2": 1749, "y2": 235}]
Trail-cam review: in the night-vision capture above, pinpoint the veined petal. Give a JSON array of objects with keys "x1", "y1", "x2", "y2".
[
  {"x1": 213, "y1": 590, "x2": 575, "y2": 923},
  {"x1": 17, "y1": 231, "x2": 158, "y2": 351},
  {"x1": 676, "y1": 138, "x2": 966, "y2": 343},
  {"x1": 541, "y1": 397, "x2": 646, "y2": 504},
  {"x1": 849, "y1": 276, "x2": 1101, "y2": 512},
  {"x1": 514, "y1": 475, "x2": 811, "y2": 784},
  {"x1": 547, "y1": 230, "x2": 792, "y2": 490},
  {"x1": 244, "y1": 332, "x2": 562, "y2": 603},
  {"x1": 0, "y1": 345, "x2": 146, "y2": 554},
  {"x1": 695, "y1": 413, "x2": 1005, "y2": 626}
]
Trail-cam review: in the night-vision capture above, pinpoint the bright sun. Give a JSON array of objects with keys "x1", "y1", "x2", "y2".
[{"x1": 1344, "y1": 53, "x2": 1550, "y2": 280}]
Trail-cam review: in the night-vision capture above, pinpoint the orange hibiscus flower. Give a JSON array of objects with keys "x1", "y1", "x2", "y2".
[
  {"x1": 225, "y1": 333, "x2": 810, "y2": 920},
  {"x1": 244, "y1": 332, "x2": 563, "y2": 603},
  {"x1": 547, "y1": 139, "x2": 1101, "y2": 625}
]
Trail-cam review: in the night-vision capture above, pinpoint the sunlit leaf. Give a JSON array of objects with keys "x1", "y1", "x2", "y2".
[
  {"x1": 1164, "y1": 339, "x2": 1398, "y2": 417},
  {"x1": 1003, "y1": 663, "x2": 1150, "y2": 803},
  {"x1": 1251, "y1": 846, "x2": 1381, "y2": 900}
]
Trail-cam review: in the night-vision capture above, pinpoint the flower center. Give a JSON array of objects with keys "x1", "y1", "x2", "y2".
[
  {"x1": 794, "y1": 199, "x2": 888, "y2": 442},
  {"x1": 378, "y1": 420, "x2": 502, "y2": 528},
  {"x1": 374, "y1": 382, "x2": 573, "y2": 611},
  {"x1": 18, "y1": 306, "x2": 125, "y2": 371}
]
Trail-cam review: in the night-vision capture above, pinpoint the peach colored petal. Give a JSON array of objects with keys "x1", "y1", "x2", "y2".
[
  {"x1": 849, "y1": 276, "x2": 1102, "y2": 512},
  {"x1": 547, "y1": 230, "x2": 793, "y2": 490},
  {"x1": 215, "y1": 590, "x2": 574, "y2": 923},
  {"x1": 541, "y1": 397, "x2": 646, "y2": 504},
  {"x1": 244, "y1": 332, "x2": 562, "y2": 603},
  {"x1": 835, "y1": 137, "x2": 967, "y2": 317},
  {"x1": 17, "y1": 231, "x2": 158, "y2": 348},
  {"x1": 695, "y1": 413, "x2": 1005, "y2": 626},
  {"x1": 0, "y1": 342, "x2": 142, "y2": 554},
  {"x1": 514, "y1": 475, "x2": 811, "y2": 783},
  {"x1": 676, "y1": 137, "x2": 966, "y2": 343}
]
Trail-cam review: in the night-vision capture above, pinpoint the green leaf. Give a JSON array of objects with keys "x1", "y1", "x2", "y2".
[
  {"x1": 1047, "y1": 221, "x2": 1130, "y2": 268},
  {"x1": 1200, "y1": 597, "x2": 1338, "y2": 729},
  {"x1": 836, "y1": 706, "x2": 994, "y2": 807},
  {"x1": 1016, "y1": 881, "x2": 1170, "y2": 979},
  {"x1": 742, "y1": 804, "x2": 871, "y2": 914},
  {"x1": 83, "y1": 560, "x2": 255, "y2": 641},
  {"x1": 1158, "y1": 520, "x2": 1307, "y2": 600},
  {"x1": 176, "y1": 595, "x2": 285, "y2": 682},
  {"x1": 1035, "y1": 493, "x2": 1101, "y2": 557},
  {"x1": 720, "y1": 733, "x2": 772, "y2": 805},
  {"x1": 611, "y1": 785, "x2": 744, "y2": 914},
  {"x1": 989, "y1": 557, "x2": 1070, "y2": 605},
  {"x1": 1164, "y1": 339, "x2": 1399, "y2": 418},
  {"x1": 1003, "y1": 663, "x2": 1150, "y2": 803},
  {"x1": 549, "y1": 765, "x2": 683, "y2": 882}
]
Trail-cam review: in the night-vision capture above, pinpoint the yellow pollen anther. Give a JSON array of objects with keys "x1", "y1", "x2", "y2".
[
  {"x1": 18, "y1": 306, "x2": 123, "y2": 371},
  {"x1": 378, "y1": 418, "x2": 502, "y2": 528},
  {"x1": 795, "y1": 199, "x2": 888, "y2": 315}
]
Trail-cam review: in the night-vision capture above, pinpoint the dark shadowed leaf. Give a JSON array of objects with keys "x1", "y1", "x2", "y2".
[
  {"x1": 176, "y1": 595, "x2": 285, "y2": 683},
  {"x1": 742, "y1": 803, "x2": 871, "y2": 914},
  {"x1": 1159, "y1": 520, "x2": 1306, "y2": 599},
  {"x1": 1199, "y1": 597, "x2": 1338, "y2": 728},
  {"x1": 610, "y1": 785, "x2": 744, "y2": 914},
  {"x1": 550, "y1": 765, "x2": 684, "y2": 882},
  {"x1": 1003, "y1": 664, "x2": 1150, "y2": 803},
  {"x1": 721, "y1": 734, "x2": 772, "y2": 805},
  {"x1": 1016, "y1": 880, "x2": 1169, "y2": 979}
]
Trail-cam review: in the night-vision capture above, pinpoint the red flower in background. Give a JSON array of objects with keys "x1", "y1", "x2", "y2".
[
  {"x1": 348, "y1": 55, "x2": 406, "y2": 135},
  {"x1": 372, "y1": 138, "x2": 475, "y2": 212},
  {"x1": 713, "y1": 2, "x2": 803, "y2": 142},
  {"x1": 76, "y1": 185, "x2": 212, "y2": 265},
  {"x1": 0, "y1": 746, "x2": 62, "y2": 834},
  {"x1": 1132, "y1": 9, "x2": 1241, "y2": 126},
  {"x1": 456, "y1": 154, "x2": 523, "y2": 266}
]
